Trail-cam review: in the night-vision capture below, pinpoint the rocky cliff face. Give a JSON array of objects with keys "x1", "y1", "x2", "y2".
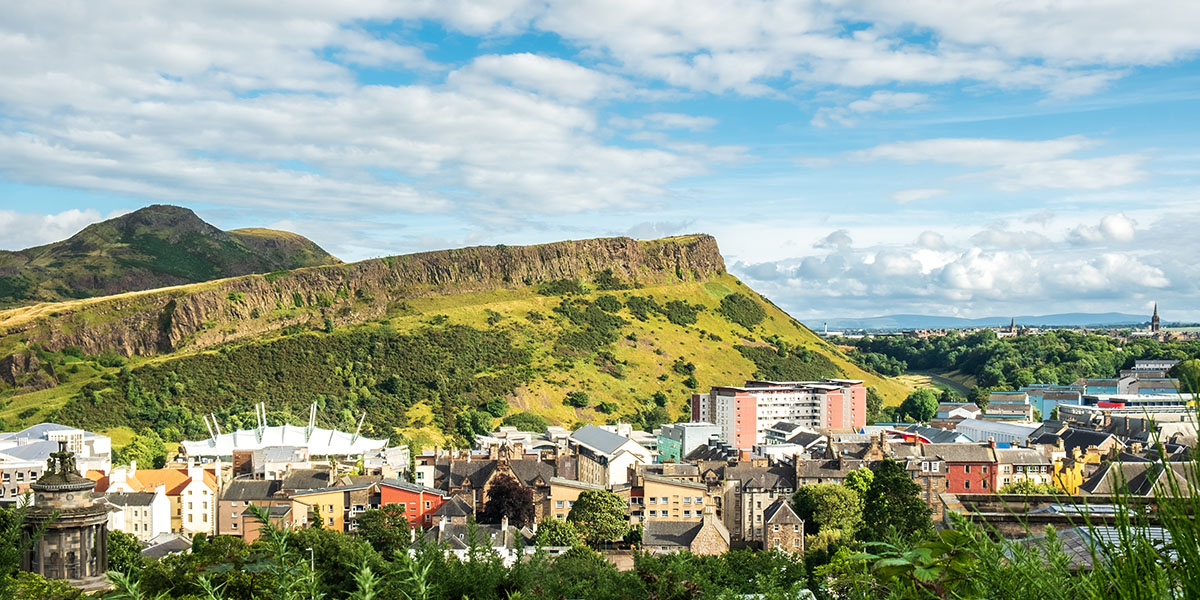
[{"x1": 1, "y1": 235, "x2": 725, "y2": 361}]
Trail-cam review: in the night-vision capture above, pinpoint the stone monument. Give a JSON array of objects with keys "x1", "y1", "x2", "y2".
[{"x1": 21, "y1": 441, "x2": 109, "y2": 591}]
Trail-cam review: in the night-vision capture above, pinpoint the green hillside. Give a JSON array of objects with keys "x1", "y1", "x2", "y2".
[
  {"x1": 0, "y1": 205, "x2": 339, "y2": 308},
  {"x1": 1, "y1": 282, "x2": 909, "y2": 449}
]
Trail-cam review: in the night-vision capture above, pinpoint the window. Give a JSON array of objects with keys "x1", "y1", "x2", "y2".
[
  {"x1": 649, "y1": 510, "x2": 657, "y2": 517},
  {"x1": 188, "y1": 502, "x2": 193, "y2": 510},
  {"x1": 424, "y1": 501, "x2": 431, "y2": 509},
  {"x1": 327, "y1": 518, "x2": 334, "y2": 526},
  {"x1": 232, "y1": 523, "x2": 238, "y2": 530},
  {"x1": 773, "y1": 524, "x2": 779, "y2": 532},
  {"x1": 793, "y1": 538, "x2": 800, "y2": 548},
  {"x1": 793, "y1": 524, "x2": 799, "y2": 532},
  {"x1": 932, "y1": 462, "x2": 940, "y2": 472},
  {"x1": 648, "y1": 497, "x2": 656, "y2": 504},
  {"x1": 683, "y1": 497, "x2": 691, "y2": 504},
  {"x1": 683, "y1": 510, "x2": 691, "y2": 518},
  {"x1": 964, "y1": 465, "x2": 971, "y2": 473},
  {"x1": 556, "y1": 501, "x2": 564, "y2": 508},
  {"x1": 661, "y1": 497, "x2": 668, "y2": 504},
  {"x1": 695, "y1": 497, "x2": 703, "y2": 504},
  {"x1": 983, "y1": 480, "x2": 989, "y2": 489},
  {"x1": 965, "y1": 481, "x2": 970, "y2": 490}
]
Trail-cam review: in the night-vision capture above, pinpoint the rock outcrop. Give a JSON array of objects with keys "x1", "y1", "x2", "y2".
[{"x1": 0, "y1": 234, "x2": 725, "y2": 360}]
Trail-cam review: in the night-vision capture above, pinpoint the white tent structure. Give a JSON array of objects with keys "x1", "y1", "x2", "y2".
[{"x1": 179, "y1": 402, "x2": 388, "y2": 459}]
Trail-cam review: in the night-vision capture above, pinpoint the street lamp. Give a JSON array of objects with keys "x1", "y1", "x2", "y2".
[{"x1": 306, "y1": 547, "x2": 315, "y2": 600}]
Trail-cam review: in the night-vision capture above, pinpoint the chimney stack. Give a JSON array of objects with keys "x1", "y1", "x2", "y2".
[
  {"x1": 988, "y1": 437, "x2": 996, "y2": 449},
  {"x1": 501, "y1": 515, "x2": 509, "y2": 531}
]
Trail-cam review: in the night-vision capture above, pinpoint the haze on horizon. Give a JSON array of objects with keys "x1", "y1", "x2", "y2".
[{"x1": 1, "y1": 2, "x2": 1198, "y2": 320}]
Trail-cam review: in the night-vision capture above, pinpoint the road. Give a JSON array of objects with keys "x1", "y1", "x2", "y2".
[{"x1": 907, "y1": 370, "x2": 970, "y2": 396}]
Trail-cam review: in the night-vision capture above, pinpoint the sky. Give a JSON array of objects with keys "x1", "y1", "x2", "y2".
[{"x1": 1, "y1": 1, "x2": 1199, "y2": 321}]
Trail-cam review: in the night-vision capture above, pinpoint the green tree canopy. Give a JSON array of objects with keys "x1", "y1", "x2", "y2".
[
  {"x1": 791, "y1": 484, "x2": 862, "y2": 536},
  {"x1": 844, "y1": 466, "x2": 874, "y2": 498},
  {"x1": 354, "y1": 503, "x2": 410, "y2": 554},
  {"x1": 535, "y1": 517, "x2": 580, "y2": 547},
  {"x1": 567, "y1": 490, "x2": 630, "y2": 547},
  {"x1": 861, "y1": 458, "x2": 932, "y2": 542},
  {"x1": 898, "y1": 388, "x2": 939, "y2": 423}
]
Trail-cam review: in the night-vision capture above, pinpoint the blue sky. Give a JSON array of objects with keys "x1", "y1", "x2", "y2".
[{"x1": 2, "y1": 1, "x2": 1199, "y2": 321}]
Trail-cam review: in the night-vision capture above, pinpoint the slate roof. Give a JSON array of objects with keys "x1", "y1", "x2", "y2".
[
  {"x1": 643, "y1": 520, "x2": 706, "y2": 548},
  {"x1": 412, "y1": 523, "x2": 519, "y2": 549},
  {"x1": 570, "y1": 425, "x2": 634, "y2": 456},
  {"x1": 379, "y1": 479, "x2": 450, "y2": 497},
  {"x1": 221, "y1": 479, "x2": 284, "y2": 501},
  {"x1": 795, "y1": 459, "x2": 869, "y2": 480},
  {"x1": 763, "y1": 497, "x2": 802, "y2": 525},
  {"x1": 432, "y1": 497, "x2": 473, "y2": 518},
  {"x1": 141, "y1": 534, "x2": 193, "y2": 559},
  {"x1": 767, "y1": 421, "x2": 802, "y2": 434},
  {"x1": 719, "y1": 464, "x2": 795, "y2": 490},
  {"x1": 1032, "y1": 427, "x2": 1120, "y2": 455},
  {"x1": 548, "y1": 476, "x2": 604, "y2": 491},
  {"x1": 786, "y1": 430, "x2": 826, "y2": 447},
  {"x1": 0, "y1": 423, "x2": 102, "y2": 441},
  {"x1": 643, "y1": 474, "x2": 707, "y2": 490},
  {"x1": 1079, "y1": 462, "x2": 1197, "y2": 496},
  {"x1": 920, "y1": 443, "x2": 996, "y2": 463},
  {"x1": 105, "y1": 492, "x2": 156, "y2": 507},
  {"x1": 0, "y1": 440, "x2": 60, "y2": 461},
  {"x1": 281, "y1": 468, "x2": 335, "y2": 491}
]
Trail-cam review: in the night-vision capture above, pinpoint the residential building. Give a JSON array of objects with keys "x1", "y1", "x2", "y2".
[
  {"x1": 938, "y1": 443, "x2": 998, "y2": 494},
  {"x1": 92, "y1": 459, "x2": 220, "y2": 535},
  {"x1": 657, "y1": 423, "x2": 720, "y2": 463},
  {"x1": 440, "y1": 458, "x2": 555, "y2": 518},
  {"x1": 363, "y1": 445, "x2": 412, "y2": 478},
  {"x1": 378, "y1": 479, "x2": 450, "y2": 528},
  {"x1": 930, "y1": 403, "x2": 981, "y2": 430},
  {"x1": 0, "y1": 454, "x2": 43, "y2": 504},
  {"x1": 105, "y1": 488, "x2": 170, "y2": 541},
  {"x1": 642, "y1": 510, "x2": 730, "y2": 555},
  {"x1": 640, "y1": 475, "x2": 710, "y2": 523},
  {"x1": 411, "y1": 519, "x2": 533, "y2": 567},
  {"x1": 217, "y1": 479, "x2": 292, "y2": 542},
  {"x1": 251, "y1": 447, "x2": 310, "y2": 480},
  {"x1": 569, "y1": 425, "x2": 653, "y2": 487},
  {"x1": 995, "y1": 447, "x2": 1053, "y2": 489},
  {"x1": 1080, "y1": 462, "x2": 1197, "y2": 497},
  {"x1": 289, "y1": 481, "x2": 379, "y2": 531},
  {"x1": 691, "y1": 380, "x2": 867, "y2": 450},
  {"x1": 0, "y1": 424, "x2": 112, "y2": 500},
  {"x1": 761, "y1": 498, "x2": 805, "y2": 553},
  {"x1": 548, "y1": 477, "x2": 604, "y2": 521},
  {"x1": 708, "y1": 461, "x2": 795, "y2": 542}
]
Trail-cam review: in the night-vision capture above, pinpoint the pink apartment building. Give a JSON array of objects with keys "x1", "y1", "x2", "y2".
[{"x1": 691, "y1": 380, "x2": 866, "y2": 450}]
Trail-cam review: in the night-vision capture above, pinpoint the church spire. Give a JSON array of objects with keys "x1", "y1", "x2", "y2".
[{"x1": 1151, "y1": 303, "x2": 1161, "y2": 333}]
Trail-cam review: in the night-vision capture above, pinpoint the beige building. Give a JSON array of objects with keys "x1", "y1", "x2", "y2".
[
  {"x1": 92, "y1": 459, "x2": 220, "y2": 535},
  {"x1": 637, "y1": 475, "x2": 710, "y2": 524},
  {"x1": 548, "y1": 477, "x2": 604, "y2": 520},
  {"x1": 642, "y1": 509, "x2": 730, "y2": 555}
]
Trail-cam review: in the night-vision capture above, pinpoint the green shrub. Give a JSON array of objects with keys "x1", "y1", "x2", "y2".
[
  {"x1": 664, "y1": 300, "x2": 701, "y2": 326},
  {"x1": 564, "y1": 391, "x2": 590, "y2": 407},
  {"x1": 538, "y1": 279, "x2": 587, "y2": 296},
  {"x1": 717, "y1": 293, "x2": 766, "y2": 329}
]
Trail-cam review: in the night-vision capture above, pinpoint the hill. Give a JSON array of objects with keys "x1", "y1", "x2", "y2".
[
  {"x1": 0, "y1": 234, "x2": 911, "y2": 448},
  {"x1": 808, "y1": 312, "x2": 1150, "y2": 331},
  {"x1": 0, "y1": 205, "x2": 340, "y2": 308}
]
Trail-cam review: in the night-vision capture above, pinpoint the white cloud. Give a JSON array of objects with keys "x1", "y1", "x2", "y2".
[
  {"x1": 1069, "y1": 213, "x2": 1139, "y2": 244},
  {"x1": 813, "y1": 91, "x2": 929, "y2": 127},
  {"x1": 916, "y1": 230, "x2": 946, "y2": 250},
  {"x1": 643, "y1": 113, "x2": 718, "y2": 131},
  {"x1": 814, "y1": 229, "x2": 854, "y2": 249},
  {"x1": 892, "y1": 187, "x2": 947, "y2": 204},
  {"x1": 0, "y1": 208, "x2": 130, "y2": 250},
  {"x1": 851, "y1": 136, "x2": 1146, "y2": 192}
]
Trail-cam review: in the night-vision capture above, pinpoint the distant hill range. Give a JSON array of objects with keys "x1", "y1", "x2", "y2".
[
  {"x1": 807, "y1": 313, "x2": 1152, "y2": 331},
  {"x1": 0, "y1": 205, "x2": 339, "y2": 307}
]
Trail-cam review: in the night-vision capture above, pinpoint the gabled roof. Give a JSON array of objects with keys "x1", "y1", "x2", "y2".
[
  {"x1": 105, "y1": 492, "x2": 156, "y2": 507},
  {"x1": 281, "y1": 468, "x2": 334, "y2": 491},
  {"x1": 570, "y1": 425, "x2": 638, "y2": 456},
  {"x1": 548, "y1": 476, "x2": 604, "y2": 491},
  {"x1": 763, "y1": 497, "x2": 802, "y2": 525},
  {"x1": 643, "y1": 520, "x2": 705, "y2": 548},
  {"x1": 795, "y1": 459, "x2": 868, "y2": 479},
  {"x1": 379, "y1": 479, "x2": 450, "y2": 497},
  {"x1": 904, "y1": 425, "x2": 970, "y2": 444},
  {"x1": 412, "y1": 523, "x2": 519, "y2": 550},
  {"x1": 643, "y1": 474, "x2": 707, "y2": 490},
  {"x1": 1079, "y1": 462, "x2": 1197, "y2": 496},
  {"x1": 1032, "y1": 428, "x2": 1120, "y2": 455},
  {"x1": 720, "y1": 464, "x2": 795, "y2": 490},
  {"x1": 90, "y1": 467, "x2": 218, "y2": 495},
  {"x1": 432, "y1": 496, "x2": 473, "y2": 518},
  {"x1": 995, "y1": 447, "x2": 1051, "y2": 465},
  {"x1": 141, "y1": 535, "x2": 192, "y2": 559},
  {"x1": 507, "y1": 459, "x2": 556, "y2": 487},
  {"x1": 222, "y1": 479, "x2": 284, "y2": 501},
  {"x1": 921, "y1": 443, "x2": 996, "y2": 463}
]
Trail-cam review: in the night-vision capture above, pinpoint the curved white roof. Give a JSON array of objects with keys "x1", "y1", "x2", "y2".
[{"x1": 180, "y1": 424, "x2": 387, "y2": 457}]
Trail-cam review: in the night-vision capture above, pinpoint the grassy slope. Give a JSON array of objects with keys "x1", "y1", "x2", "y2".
[{"x1": 0, "y1": 272, "x2": 910, "y2": 440}]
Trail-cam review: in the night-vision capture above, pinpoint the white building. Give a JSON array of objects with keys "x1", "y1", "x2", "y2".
[
  {"x1": 105, "y1": 486, "x2": 171, "y2": 541},
  {"x1": 691, "y1": 380, "x2": 867, "y2": 450},
  {"x1": 0, "y1": 423, "x2": 112, "y2": 474},
  {"x1": 955, "y1": 418, "x2": 1041, "y2": 445},
  {"x1": 568, "y1": 425, "x2": 653, "y2": 487}
]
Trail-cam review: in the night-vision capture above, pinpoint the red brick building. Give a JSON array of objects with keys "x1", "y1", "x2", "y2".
[{"x1": 378, "y1": 479, "x2": 451, "y2": 528}]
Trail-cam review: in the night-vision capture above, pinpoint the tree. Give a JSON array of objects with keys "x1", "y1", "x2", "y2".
[
  {"x1": 0, "y1": 501, "x2": 46, "y2": 600},
  {"x1": 118, "y1": 429, "x2": 168, "y2": 468},
  {"x1": 861, "y1": 459, "x2": 932, "y2": 542},
  {"x1": 844, "y1": 467, "x2": 874, "y2": 499},
  {"x1": 718, "y1": 293, "x2": 766, "y2": 329},
  {"x1": 567, "y1": 490, "x2": 629, "y2": 547},
  {"x1": 898, "y1": 389, "x2": 938, "y2": 423},
  {"x1": 355, "y1": 503, "x2": 411, "y2": 553},
  {"x1": 791, "y1": 484, "x2": 861, "y2": 535},
  {"x1": 480, "y1": 474, "x2": 535, "y2": 528},
  {"x1": 535, "y1": 518, "x2": 579, "y2": 547},
  {"x1": 502, "y1": 411, "x2": 549, "y2": 432},
  {"x1": 564, "y1": 391, "x2": 590, "y2": 408},
  {"x1": 108, "y1": 529, "x2": 145, "y2": 576},
  {"x1": 998, "y1": 480, "x2": 1057, "y2": 495},
  {"x1": 865, "y1": 387, "x2": 885, "y2": 424}
]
